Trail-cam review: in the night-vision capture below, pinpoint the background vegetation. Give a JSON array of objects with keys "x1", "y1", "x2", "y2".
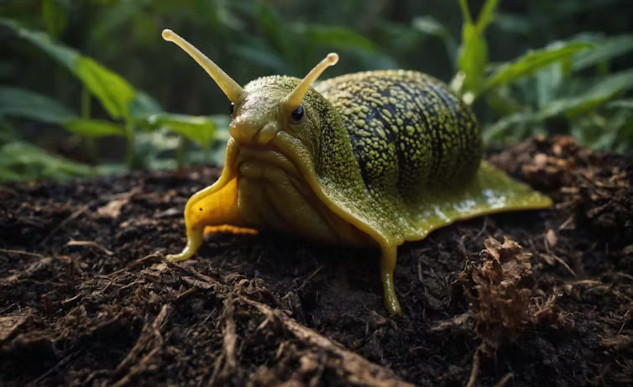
[{"x1": 1, "y1": 0, "x2": 632, "y2": 182}]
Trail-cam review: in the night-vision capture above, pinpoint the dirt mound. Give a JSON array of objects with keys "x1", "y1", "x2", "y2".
[{"x1": 1, "y1": 136, "x2": 631, "y2": 386}]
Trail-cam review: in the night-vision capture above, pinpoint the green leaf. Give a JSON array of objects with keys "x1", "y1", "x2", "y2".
[
  {"x1": 484, "y1": 111, "x2": 543, "y2": 145},
  {"x1": 412, "y1": 16, "x2": 448, "y2": 37},
  {"x1": 543, "y1": 69, "x2": 633, "y2": 117},
  {"x1": 484, "y1": 85, "x2": 523, "y2": 115},
  {"x1": 476, "y1": 0, "x2": 499, "y2": 32},
  {"x1": 2, "y1": 17, "x2": 77, "y2": 69},
  {"x1": 573, "y1": 34, "x2": 633, "y2": 71},
  {"x1": 2, "y1": 18, "x2": 137, "y2": 120},
  {"x1": 41, "y1": 0, "x2": 67, "y2": 38},
  {"x1": 299, "y1": 24, "x2": 377, "y2": 52},
  {"x1": 484, "y1": 41, "x2": 592, "y2": 91},
  {"x1": 457, "y1": 23, "x2": 488, "y2": 96},
  {"x1": 536, "y1": 62, "x2": 566, "y2": 110},
  {"x1": 130, "y1": 91, "x2": 163, "y2": 119},
  {"x1": 607, "y1": 99, "x2": 633, "y2": 110},
  {"x1": 455, "y1": 0, "x2": 496, "y2": 98},
  {"x1": 63, "y1": 119, "x2": 125, "y2": 137},
  {"x1": 75, "y1": 57, "x2": 135, "y2": 119},
  {"x1": 145, "y1": 114, "x2": 217, "y2": 149},
  {"x1": 458, "y1": 0, "x2": 473, "y2": 25},
  {"x1": 0, "y1": 86, "x2": 77, "y2": 124},
  {"x1": 0, "y1": 141, "x2": 93, "y2": 183}
]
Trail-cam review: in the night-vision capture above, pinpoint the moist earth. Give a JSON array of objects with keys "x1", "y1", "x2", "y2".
[{"x1": 0, "y1": 136, "x2": 632, "y2": 386}]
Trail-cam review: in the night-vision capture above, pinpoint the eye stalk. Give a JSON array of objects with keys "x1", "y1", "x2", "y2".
[
  {"x1": 290, "y1": 105, "x2": 304, "y2": 123},
  {"x1": 283, "y1": 53, "x2": 339, "y2": 111},
  {"x1": 162, "y1": 29, "x2": 244, "y2": 103}
]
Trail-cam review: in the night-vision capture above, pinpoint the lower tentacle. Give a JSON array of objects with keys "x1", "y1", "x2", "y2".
[
  {"x1": 380, "y1": 246, "x2": 402, "y2": 316},
  {"x1": 166, "y1": 226, "x2": 203, "y2": 262}
]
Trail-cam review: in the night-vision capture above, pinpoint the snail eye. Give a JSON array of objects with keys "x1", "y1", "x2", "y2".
[
  {"x1": 290, "y1": 105, "x2": 304, "y2": 123},
  {"x1": 229, "y1": 102, "x2": 235, "y2": 116}
]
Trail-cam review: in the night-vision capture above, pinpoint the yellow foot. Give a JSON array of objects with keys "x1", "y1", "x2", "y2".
[
  {"x1": 380, "y1": 246, "x2": 402, "y2": 316},
  {"x1": 166, "y1": 227, "x2": 203, "y2": 262}
]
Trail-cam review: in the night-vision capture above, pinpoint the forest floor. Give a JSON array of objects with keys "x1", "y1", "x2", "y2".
[{"x1": 0, "y1": 136, "x2": 632, "y2": 386}]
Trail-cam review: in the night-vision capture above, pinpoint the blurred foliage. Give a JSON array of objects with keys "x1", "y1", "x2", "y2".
[{"x1": 0, "y1": 0, "x2": 632, "y2": 182}]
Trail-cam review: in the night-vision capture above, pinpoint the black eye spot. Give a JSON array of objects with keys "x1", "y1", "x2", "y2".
[
  {"x1": 291, "y1": 105, "x2": 304, "y2": 123},
  {"x1": 229, "y1": 102, "x2": 235, "y2": 116}
]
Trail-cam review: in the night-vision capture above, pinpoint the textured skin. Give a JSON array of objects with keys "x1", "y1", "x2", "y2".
[
  {"x1": 215, "y1": 70, "x2": 550, "y2": 251},
  {"x1": 317, "y1": 70, "x2": 481, "y2": 194}
]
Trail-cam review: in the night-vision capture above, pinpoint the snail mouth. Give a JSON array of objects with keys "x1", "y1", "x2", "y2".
[
  {"x1": 230, "y1": 121, "x2": 280, "y2": 146},
  {"x1": 235, "y1": 144, "x2": 302, "y2": 182},
  {"x1": 232, "y1": 128, "x2": 313, "y2": 182}
]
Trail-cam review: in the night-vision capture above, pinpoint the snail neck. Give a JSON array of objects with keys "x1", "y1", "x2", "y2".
[{"x1": 233, "y1": 141, "x2": 372, "y2": 246}]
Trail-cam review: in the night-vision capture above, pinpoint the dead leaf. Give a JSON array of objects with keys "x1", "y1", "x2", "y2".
[
  {"x1": 97, "y1": 198, "x2": 129, "y2": 219},
  {"x1": 461, "y1": 237, "x2": 563, "y2": 355}
]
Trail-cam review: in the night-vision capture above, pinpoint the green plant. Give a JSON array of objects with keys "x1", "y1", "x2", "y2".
[
  {"x1": 0, "y1": 141, "x2": 118, "y2": 182},
  {"x1": 482, "y1": 35, "x2": 633, "y2": 149},
  {"x1": 0, "y1": 18, "x2": 223, "y2": 181},
  {"x1": 452, "y1": 0, "x2": 593, "y2": 102},
  {"x1": 1, "y1": 0, "x2": 631, "y2": 183},
  {"x1": 448, "y1": 0, "x2": 633, "y2": 151}
]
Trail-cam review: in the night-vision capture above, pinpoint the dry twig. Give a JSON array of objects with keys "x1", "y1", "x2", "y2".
[
  {"x1": 110, "y1": 304, "x2": 170, "y2": 387},
  {"x1": 240, "y1": 297, "x2": 412, "y2": 387}
]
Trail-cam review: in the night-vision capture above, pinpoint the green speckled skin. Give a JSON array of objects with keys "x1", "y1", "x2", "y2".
[
  {"x1": 297, "y1": 70, "x2": 551, "y2": 251},
  {"x1": 318, "y1": 70, "x2": 481, "y2": 193}
]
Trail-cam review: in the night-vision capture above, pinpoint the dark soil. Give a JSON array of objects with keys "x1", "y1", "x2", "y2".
[{"x1": 1, "y1": 136, "x2": 632, "y2": 386}]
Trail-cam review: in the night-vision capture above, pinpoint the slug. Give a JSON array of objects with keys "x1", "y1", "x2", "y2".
[{"x1": 161, "y1": 29, "x2": 552, "y2": 316}]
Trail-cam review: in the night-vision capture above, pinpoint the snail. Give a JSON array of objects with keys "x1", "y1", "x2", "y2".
[{"x1": 161, "y1": 29, "x2": 552, "y2": 316}]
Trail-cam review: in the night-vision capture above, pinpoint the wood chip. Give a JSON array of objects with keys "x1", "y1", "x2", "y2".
[
  {"x1": 0, "y1": 310, "x2": 30, "y2": 341},
  {"x1": 66, "y1": 240, "x2": 114, "y2": 255},
  {"x1": 545, "y1": 229, "x2": 558, "y2": 249}
]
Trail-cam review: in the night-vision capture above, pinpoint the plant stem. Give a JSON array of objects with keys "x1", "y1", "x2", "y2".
[
  {"x1": 458, "y1": 0, "x2": 473, "y2": 24},
  {"x1": 202, "y1": 144, "x2": 210, "y2": 164},
  {"x1": 124, "y1": 118, "x2": 136, "y2": 169},
  {"x1": 81, "y1": 87, "x2": 97, "y2": 161},
  {"x1": 176, "y1": 136, "x2": 185, "y2": 168}
]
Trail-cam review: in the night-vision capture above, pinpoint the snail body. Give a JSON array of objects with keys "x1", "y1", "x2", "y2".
[{"x1": 162, "y1": 29, "x2": 552, "y2": 315}]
